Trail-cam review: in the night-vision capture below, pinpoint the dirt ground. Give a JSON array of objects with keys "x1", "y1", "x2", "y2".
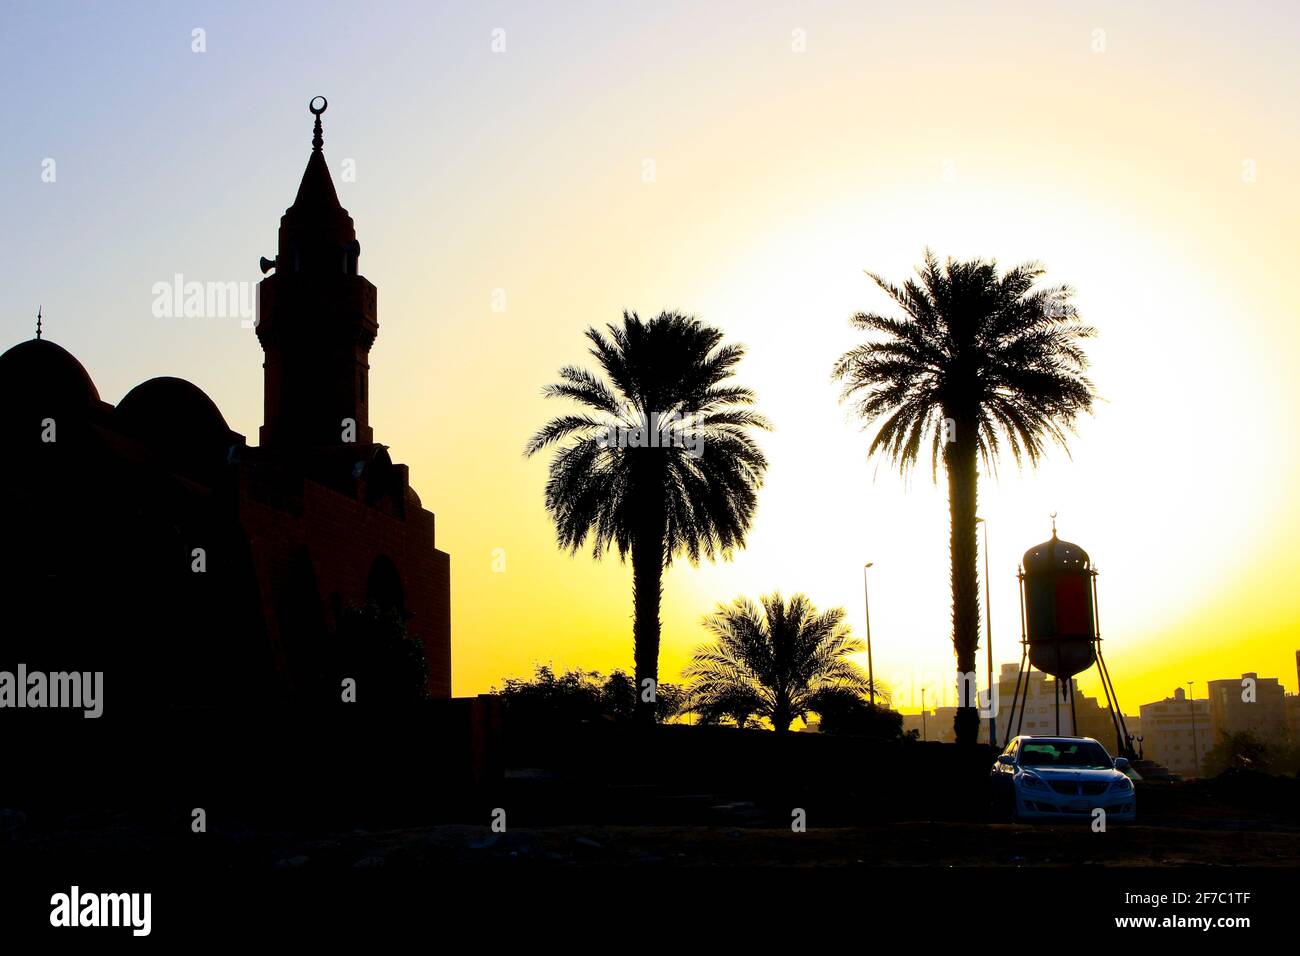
[
  {"x1": 233, "y1": 818, "x2": 1300, "y2": 869},
  {"x1": 14, "y1": 805, "x2": 1300, "y2": 870},
  {"x1": 7, "y1": 773, "x2": 1300, "y2": 869}
]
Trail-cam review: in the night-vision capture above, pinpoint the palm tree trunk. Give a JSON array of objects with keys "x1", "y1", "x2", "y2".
[
  {"x1": 631, "y1": 506, "x2": 665, "y2": 726},
  {"x1": 946, "y1": 421, "x2": 981, "y2": 746},
  {"x1": 772, "y1": 698, "x2": 792, "y2": 734}
]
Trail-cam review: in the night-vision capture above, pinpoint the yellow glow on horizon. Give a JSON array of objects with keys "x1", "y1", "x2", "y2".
[{"x1": 350, "y1": 5, "x2": 1300, "y2": 713}]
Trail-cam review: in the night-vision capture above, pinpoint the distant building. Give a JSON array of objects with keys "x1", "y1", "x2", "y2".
[
  {"x1": 902, "y1": 710, "x2": 944, "y2": 741},
  {"x1": 986, "y1": 662, "x2": 1130, "y2": 750},
  {"x1": 1291, "y1": 649, "x2": 1300, "y2": 744},
  {"x1": 902, "y1": 662, "x2": 1134, "y2": 750},
  {"x1": 1125, "y1": 715, "x2": 1142, "y2": 740},
  {"x1": 1139, "y1": 688, "x2": 1211, "y2": 778},
  {"x1": 1207, "y1": 672, "x2": 1288, "y2": 746},
  {"x1": 934, "y1": 707, "x2": 959, "y2": 742}
]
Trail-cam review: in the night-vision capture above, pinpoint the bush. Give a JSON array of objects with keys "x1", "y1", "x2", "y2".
[
  {"x1": 809, "y1": 691, "x2": 904, "y2": 740},
  {"x1": 493, "y1": 664, "x2": 686, "y2": 725},
  {"x1": 1204, "y1": 730, "x2": 1271, "y2": 777},
  {"x1": 332, "y1": 602, "x2": 431, "y2": 705}
]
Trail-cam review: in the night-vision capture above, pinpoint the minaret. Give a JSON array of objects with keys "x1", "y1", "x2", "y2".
[{"x1": 256, "y1": 97, "x2": 376, "y2": 450}]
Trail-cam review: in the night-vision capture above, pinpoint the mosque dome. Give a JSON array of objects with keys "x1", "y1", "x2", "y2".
[
  {"x1": 0, "y1": 338, "x2": 101, "y2": 409},
  {"x1": 115, "y1": 377, "x2": 235, "y2": 473}
]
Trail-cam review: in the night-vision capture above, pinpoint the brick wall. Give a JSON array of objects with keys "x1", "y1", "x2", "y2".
[{"x1": 239, "y1": 459, "x2": 452, "y2": 698}]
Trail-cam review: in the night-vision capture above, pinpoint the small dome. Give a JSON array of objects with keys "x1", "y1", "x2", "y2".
[
  {"x1": 115, "y1": 377, "x2": 234, "y2": 471},
  {"x1": 0, "y1": 338, "x2": 101, "y2": 408},
  {"x1": 1023, "y1": 533, "x2": 1090, "y2": 573},
  {"x1": 404, "y1": 484, "x2": 422, "y2": 510}
]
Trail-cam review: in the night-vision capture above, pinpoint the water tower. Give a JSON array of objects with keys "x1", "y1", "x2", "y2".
[{"x1": 1003, "y1": 518, "x2": 1133, "y2": 756}]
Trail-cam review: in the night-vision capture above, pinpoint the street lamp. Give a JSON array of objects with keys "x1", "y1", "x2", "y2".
[
  {"x1": 862, "y1": 562, "x2": 876, "y2": 707},
  {"x1": 976, "y1": 517, "x2": 993, "y2": 746},
  {"x1": 921, "y1": 687, "x2": 928, "y2": 741},
  {"x1": 1187, "y1": 681, "x2": 1200, "y2": 778}
]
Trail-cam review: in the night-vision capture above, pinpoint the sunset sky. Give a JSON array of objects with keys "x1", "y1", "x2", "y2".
[{"x1": 3, "y1": 1, "x2": 1298, "y2": 714}]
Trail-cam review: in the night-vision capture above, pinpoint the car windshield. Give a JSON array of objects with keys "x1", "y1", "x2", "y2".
[{"x1": 1019, "y1": 741, "x2": 1112, "y2": 769}]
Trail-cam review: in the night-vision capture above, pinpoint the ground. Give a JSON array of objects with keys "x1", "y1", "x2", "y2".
[
  {"x1": 212, "y1": 820, "x2": 1300, "y2": 868},
  {"x1": 8, "y1": 777, "x2": 1299, "y2": 869}
]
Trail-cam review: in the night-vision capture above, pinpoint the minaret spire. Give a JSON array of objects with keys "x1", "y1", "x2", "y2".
[
  {"x1": 310, "y1": 96, "x2": 327, "y2": 152},
  {"x1": 35, "y1": 305, "x2": 42, "y2": 340},
  {"x1": 256, "y1": 97, "x2": 375, "y2": 450}
]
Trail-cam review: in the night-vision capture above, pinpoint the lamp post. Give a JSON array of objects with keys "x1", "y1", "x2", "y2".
[
  {"x1": 976, "y1": 517, "x2": 993, "y2": 746},
  {"x1": 862, "y1": 562, "x2": 876, "y2": 707},
  {"x1": 921, "y1": 687, "x2": 927, "y2": 741},
  {"x1": 1187, "y1": 681, "x2": 1200, "y2": 778}
]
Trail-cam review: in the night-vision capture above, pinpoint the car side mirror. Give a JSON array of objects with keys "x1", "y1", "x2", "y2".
[
  {"x1": 996, "y1": 754, "x2": 1015, "y2": 766},
  {"x1": 1113, "y1": 757, "x2": 1131, "y2": 772}
]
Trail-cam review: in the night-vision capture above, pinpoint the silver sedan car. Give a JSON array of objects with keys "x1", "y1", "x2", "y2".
[{"x1": 991, "y1": 735, "x2": 1137, "y2": 823}]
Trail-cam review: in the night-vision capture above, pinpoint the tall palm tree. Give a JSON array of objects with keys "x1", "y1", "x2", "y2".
[
  {"x1": 525, "y1": 311, "x2": 769, "y2": 723},
  {"x1": 686, "y1": 592, "x2": 876, "y2": 733},
  {"x1": 832, "y1": 251, "x2": 1096, "y2": 745}
]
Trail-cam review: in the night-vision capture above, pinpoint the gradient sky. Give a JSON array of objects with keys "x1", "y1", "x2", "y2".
[{"x1": 3, "y1": 1, "x2": 1298, "y2": 714}]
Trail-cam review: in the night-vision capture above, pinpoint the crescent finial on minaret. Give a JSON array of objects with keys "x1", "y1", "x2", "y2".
[{"x1": 310, "y1": 96, "x2": 328, "y2": 151}]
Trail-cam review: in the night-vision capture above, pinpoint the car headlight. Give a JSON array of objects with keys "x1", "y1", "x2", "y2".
[
  {"x1": 1110, "y1": 776, "x2": 1133, "y2": 791},
  {"x1": 1020, "y1": 773, "x2": 1046, "y2": 790}
]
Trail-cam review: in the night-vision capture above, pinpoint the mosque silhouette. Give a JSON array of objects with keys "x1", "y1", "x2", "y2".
[{"x1": 0, "y1": 99, "x2": 452, "y2": 713}]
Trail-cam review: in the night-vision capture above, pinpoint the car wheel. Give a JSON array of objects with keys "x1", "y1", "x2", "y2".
[
  {"x1": 990, "y1": 786, "x2": 1015, "y2": 822},
  {"x1": 988, "y1": 790, "x2": 1005, "y2": 822},
  {"x1": 1006, "y1": 790, "x2": 1021, "y2": 822}
]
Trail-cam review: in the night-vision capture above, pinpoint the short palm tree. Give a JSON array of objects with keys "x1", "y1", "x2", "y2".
[
  {"x1": 686, "y1": 592, "x2": 875, "y2": 733},
  {"x1": 832, "y1": 251, "x2": 1096, "y2": 745},
  {"x1": 525, "y1": 311, "x2": 770, "y2": 723}
]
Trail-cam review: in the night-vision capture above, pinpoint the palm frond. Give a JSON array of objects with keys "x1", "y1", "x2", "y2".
[
  {"x1": 833, "y1": 251, "x2": 1096, "y2": 480},
  {"x1": 685, "y1": 592, "x2": 876, "y2": 731}
]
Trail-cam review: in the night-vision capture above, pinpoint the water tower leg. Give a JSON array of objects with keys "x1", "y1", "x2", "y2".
[
  {"x1": 1096, "y1": 664, "x2": 1122, "y2": 753},
  {"x1": 1054, "y1": 639, "x2": 1063, "y2": 734},
  {"x1": 1014, "y1": 658, "x2": 1030, "y2": 738},
  {"x1": 1005, "y1": 644, "x2": 1029, "y2": 747},
  {"x1": 1054, "y1": 678, "x2": 1061, "y2": 735},
  {"x1": 1090, "y1": 573, "x2": 1133, "y2": 757},
  {"x1": 1068, "y1": 678, "x2": 1078, "y2": 736},
  {"x1": 1095, "y1": 645, "x2": 1132, "y2": 757}
]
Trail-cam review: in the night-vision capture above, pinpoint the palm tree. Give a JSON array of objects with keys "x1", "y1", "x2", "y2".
[
  {"x1": 832, "y1": 251, "x2": 1096, "y2": 745},
  {"x1": 685, "y1": 592, "x2": 877, "y2": 733},
  {"x1": 525, "y1": 311, "x2": 770, "y2": 723}
]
